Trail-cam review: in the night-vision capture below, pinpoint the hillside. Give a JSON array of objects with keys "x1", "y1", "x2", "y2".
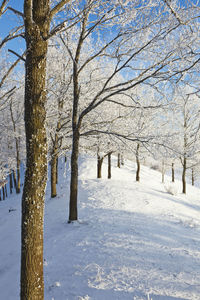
[{"x1": 1, "y1": 154, "x2": 200, "y2": 300}]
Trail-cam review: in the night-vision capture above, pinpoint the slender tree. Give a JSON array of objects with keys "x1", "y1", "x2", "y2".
[
  {"x1": 173, "y1": 88, "x2": 200, "y2": 194},
  {"x1": 117, "y1": 153, "x2": 121, "y2": 168},
  {"x1": 65, "y1": 0, "x2": 200, "y2": 221},
  {"x1": 97, "y1": 147, "x2": 104, "y2": 179},
  {"x1": 171, "y1": 162, "x2": 175, "y2": 182},
  {"x1": 136, "y1": 143, "x2": 140, "y2": 182},
  {"x1": 46, "y1": 50, "x2": 72, "y2": 198},
  {"x1": 107, "y1": 152, "x2": 112, "y2": 179},
  {"x1": 9, "y1": 99, "x2": 21, "y2": 193},
  {"x1": 191, "y1": 167, "x2": 194, "y2": 186}
]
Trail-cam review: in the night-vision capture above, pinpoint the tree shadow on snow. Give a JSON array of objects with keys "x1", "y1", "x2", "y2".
[
  {"x1": 151, "y1": 187, "x2": 200, "y2": 210},
  {"x1": 45, "y1": 180, "x2": 200, "y2": 300}
]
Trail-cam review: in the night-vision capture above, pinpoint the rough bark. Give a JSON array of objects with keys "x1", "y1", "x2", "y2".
[
  {"x1": 136, "y1": 143, "x2": 140, "y2": 182},
  {"x1": 182, "y1": 157, "x2": 186, "y2": 194},
  {"x1": 172, "y1": 162, "x2": 175, "y2": 182},
  {"x1": 108, "y1": 152, "x2": 112, "y2": 179},
  {"x1": 21, "y1": 1, "x2": 50, "y2": 299}
]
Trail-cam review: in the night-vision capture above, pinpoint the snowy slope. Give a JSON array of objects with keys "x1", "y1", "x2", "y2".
[{"x1": 1, "y1": 154, "x2": 200, "y2": 300}]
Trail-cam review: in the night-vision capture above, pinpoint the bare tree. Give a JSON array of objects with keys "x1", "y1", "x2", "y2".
[
  {"x1": 61, "y1": 0, "x2": 199, "y2": 222},
  {"x1": 46, "y1": 51, "x2": 72, "y2": 198},
  {"x1": 9, "y1": 98, "x2": 22, "y2": 193},
  {"x1": 169, "y1": 86, "x2": 200, "y2": 194}
]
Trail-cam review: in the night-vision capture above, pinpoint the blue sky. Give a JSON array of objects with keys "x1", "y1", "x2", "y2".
[{"x1": 0, "y1": 0, "x2": 24, "y2": 54}]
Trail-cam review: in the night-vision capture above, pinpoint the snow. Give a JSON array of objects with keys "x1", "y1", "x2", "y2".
[{"x1": 1, "y1": 154, "x2": 200, "y2": 299}]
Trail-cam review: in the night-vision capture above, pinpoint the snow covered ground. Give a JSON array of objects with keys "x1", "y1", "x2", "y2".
[{"x1": 1, "y1": 154, "x2": 200, "y2": 300}]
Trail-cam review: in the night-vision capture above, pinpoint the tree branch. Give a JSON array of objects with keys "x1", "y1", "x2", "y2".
[
  {"x1": 80, "y1": 129, "x2": 154, "y2": 144},
  {"x1": 0, "y1": 25, "x2": 24, "y2": 49},
  {"x1": 48, "y1": 16, "x2": 81, "y2": 40},
  {"x1": 7, "y1": 6, "x2": 24, "y2": 18},
  {"x1": 104, "y1": 99, "x2": 164, "y2": 110},
  {"x1": 0, "y1": 57, "x2": 21, "y2": 89},
  {"x1": 59, "y1": 34, "x2": 74, "y2": 62},
  {"x1": 0, "y1": 0, "x2": 9, "y2": 17},
  {"x1": 78, "y1": 56, "x2": 170, "y2": 126},
  {"x1": 8, "y1": 49, "x2": 26, "y2": 62},
  {"x1": 49, "y1": 0, "x2": 70, "y2": 20},
  {"x1": 0, "y1": 86, "x2": 16, "y2": 103},
  {"x1": 24, "y1": 0, "x2": 33, "y2": 27},
  {"x1": 162, "y1": 0, "x2": 183, "y2": 24},
  {"x1": 78, "y1": 31, "x2": 124, "y2": 75}
]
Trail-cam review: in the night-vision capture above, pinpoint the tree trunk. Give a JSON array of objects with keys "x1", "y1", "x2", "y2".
[
  {"x1": 10, "y1": 100, "x2": 21, "y2": 193},
  {"x1": 69, "y1": 131, "x2": 80, "y2": 222},
  {"x1": 136, "y1": 143, "x2": 140, "y2": 182},
  {"x1": 117, "y1": 153, "x2": 120, "y2": 168},
  {"x1": 9, "y1": 172, "x2": 13, "y2": 194},
  {"x1": 51, "y1": 132, "x2": 59, "y2": 198},
  {"x1": 121, "y1": 155, "x2": 124, "y2": 166},
  {"x1": 172, "y1": 162, "x2": 175, "y2": 182},
  {"x1": 5, "y1": 184, "x2": 7, "y2": 198},
  {"x1": 108, "y1": 152, "x2": 111, "y2": 179},
  {"x1": 51, "y1": 153, "x2": 57, "y2": 198},
  {"x1": 68, "y1": 13, "x2": 87, "y2": 222},
  {"x1": 192, "y1": 168, "x2": 194, "y2": 186},
  {"x1": 2, "y1": 185, "x2": 5, "y2": 200},
  {"x1": 12, "y1": 169, "x2": 17, "y2": 190},
  {"x1": 21, "y1": 1, "x2": 51, "y2": 299},
  {"x1": 0, "y1": 189, "x2": 1, "y2": 201},
  {"x1": 97, "y1": 154, "x2": 103, "y2": 178},
  {"x1": 182, "y1": 157, "x2": 186, "y2": 194},
  {"x1": 51, "y1": 106, "x2": 62, "y2": 196},
  {"x1": 16, "y1": 157, "x2": 20, "y2": 193},
  {"x1": 56, "y1": 157, "x2": 58, "y2": 184}
]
